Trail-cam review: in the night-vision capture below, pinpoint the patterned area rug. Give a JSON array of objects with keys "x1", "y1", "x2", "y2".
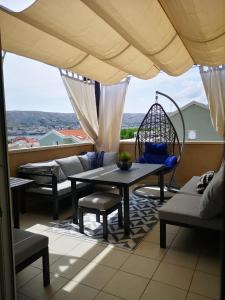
[{"x1": 49, "y1": 193, "x2": 165, "y2": 250}]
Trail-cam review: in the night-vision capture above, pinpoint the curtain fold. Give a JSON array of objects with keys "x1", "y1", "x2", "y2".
[
  {"x1": 96, "y1": 77, "x2": 130, "y2": 152},
  {"x1": 61, "y1": 75, "x2": 99, "y2": 143},
  {"x1": 200, "y1": 66, "x2": 225, "y2": 137}
]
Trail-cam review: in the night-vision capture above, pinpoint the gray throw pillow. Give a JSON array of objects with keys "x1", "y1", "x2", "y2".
[
  {"x1": 199, "y1": 164, "x2": 224, "y2": 219},
  {"x1": 78, "y1": 154, "x2": 91, "y2": 171},
  {"x1": 56, "y1": 155, "x2": 84, "y2": 177},
  {"x1": 103, "y1": 152, "x2": 118, "y2": 166}
]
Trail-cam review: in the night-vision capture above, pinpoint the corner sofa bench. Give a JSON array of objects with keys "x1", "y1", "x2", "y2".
[
  {"x1": 18, "y1": 152, "x2": 118, "y2": 220},
  {"x1": 159, "y1": 176, "x2": 223, "y2": 248}
]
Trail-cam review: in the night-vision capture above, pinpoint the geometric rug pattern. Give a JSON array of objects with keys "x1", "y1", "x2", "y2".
[{"x1": 49, "y1": 193, "x2": 166, "y2": 250}]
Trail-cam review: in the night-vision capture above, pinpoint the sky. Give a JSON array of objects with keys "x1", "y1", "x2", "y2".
[{"x1": 1, "y1": 0, "x2": 208, "y2": 114}]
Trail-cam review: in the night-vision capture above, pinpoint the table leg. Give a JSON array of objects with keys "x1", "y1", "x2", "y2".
[
  {"x1": 123, "y1": 185, "x2": 130, "y2": 236},
  {"x1": 159, "y1": 171, "x2": 164, "y2": 203},
  {"x1": 71, "y1": 181, "x2": 78, "y2": 224},
  {"x1": 12, "y1": 190, "x2": 20, "y2": 229}
]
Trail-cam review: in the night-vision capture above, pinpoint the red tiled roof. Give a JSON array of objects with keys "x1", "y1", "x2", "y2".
[
  {"x1": 12, "y1": 137, "x2": 38, "y2": 143},
  {"x1": 57, "y1": 129, "x2": 88, "y2": 140}
]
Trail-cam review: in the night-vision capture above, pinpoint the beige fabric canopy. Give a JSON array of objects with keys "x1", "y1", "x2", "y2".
[{"x1": 1, "y1": 0, "x2": 225, "y2": 83}]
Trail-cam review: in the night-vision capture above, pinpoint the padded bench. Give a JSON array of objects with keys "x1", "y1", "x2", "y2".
[
  {"x1": 159, "y1": 176, "x2": 223, "y2": 248},
  {"x1": 14, "y1": 229, "x2": 50, "y2": 286}
]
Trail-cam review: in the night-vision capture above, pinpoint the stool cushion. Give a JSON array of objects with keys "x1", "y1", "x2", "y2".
[
  {"x1": 13, "y1": 229, "x2": 48, "y2": 266},
  {"x1": 79, "y1": 192, "x2": 122, "y2": 211}
]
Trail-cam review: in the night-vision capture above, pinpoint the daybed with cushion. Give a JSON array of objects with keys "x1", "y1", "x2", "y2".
[
  {"x1": 159, "y1": 163, "x2": 224, "y2": 248},
  {"x1": 18, "y1": 152, "x2": 118, "y2": 220}
]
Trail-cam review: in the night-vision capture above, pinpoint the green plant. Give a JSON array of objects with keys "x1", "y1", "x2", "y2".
[{"x1": 118, "y1": 151, "x2": 132, "y2": 162}]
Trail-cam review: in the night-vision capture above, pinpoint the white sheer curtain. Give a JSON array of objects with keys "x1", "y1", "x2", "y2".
[
  {"x1": 200, "y1": 66, "x2": 225, "y2": 137},
  {"x1": 96, "y1": 78, "x2": 130, "y2": 152},
  {"x1": 61, "y1": 75, "x2": 99, "y2": 143}
]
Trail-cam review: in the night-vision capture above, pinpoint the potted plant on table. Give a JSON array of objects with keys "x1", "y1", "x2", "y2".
[{"x1": 117, "y1": 151, "x2": 132, "y2": 170}]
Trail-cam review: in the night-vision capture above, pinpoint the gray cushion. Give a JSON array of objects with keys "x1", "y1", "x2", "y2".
[
  {"x1": 19, "y1": 160, "x2": 66, "y2": 183},
  {"x1": 27, "y1": 180, "x2": 89, "y2": 196},
  {"x1": 159, "y1": 193, "x2": 222, "y2": 231},
  {"x1": 103, "y1": 152, "x2": 118, "y2": 166},
  {"x1": 179, "y1": 176, "x2": 200, "y2": 196},
  {"x1": 78, "y1": 154, "x2": 91, "y2": 171},
  {"x1": 56, "y1": 155, "x2": 84, "y2": 177},
  {"x1": 199, "y1": 165, "x2": 225, "y2": 219},
  {"x1": 79, "y1": 192, "x2": 122, "y2": 210},
  {"x1": 13, "y1": 229, "x2": 48, "y2": 266}
]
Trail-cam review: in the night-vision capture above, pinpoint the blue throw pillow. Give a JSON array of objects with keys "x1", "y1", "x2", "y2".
[
  {"x1": 138, "y1": 155, "x2": 146, "y2": 163},
  {"x1": 86, "y1": 151, "x2": 104, "y2": 169},
  {"x1": 164, "y1": 155, "x2": 177, "y2": 169},
  {"x1": 145, "y1": 142, "x2": 168, "y2": 155}
]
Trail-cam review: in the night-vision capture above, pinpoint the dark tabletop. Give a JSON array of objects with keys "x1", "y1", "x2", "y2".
[
  {"x1": 10, "y1": 177, "x2": 34, "y2": 189},
  {"x1": 68, "y1": 163, "x2": 165, "y2": 186}
]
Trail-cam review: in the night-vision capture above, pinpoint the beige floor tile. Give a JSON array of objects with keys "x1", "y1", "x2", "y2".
[
  {"x1": 50, "y1": 281, "x2": 99, "y2": 300},
  {"x1": 140, "y1": 280, "x2": 187, "y2": 300},
  {"x1": 18, "y1": 273, "x2": 68, "y2": 299},
  {"x1": 153, "y1": 262, "x2": 193, "y2": 290},
  {"x1": 144, "y1": 229, "x2": 175, "y2": 246},
  {"x1": 95, "y1": 291, "x2": 124, "y2": 300},
  {"x1": 197, "y1": 254, "x2": 220, "y2": 276},
  {"x1": 17, "y1": 293, "x2": 33, "y2": 300},
  {"x1": 163, "y1": 248, "x2": 198, "y2": 269},
  {"x1": 187, "y1": 292, "x2": 214, "y2": 300},
  {"x1": 50, "y1": 255, "x2": 89, "y2": 279},
  {"x1": 171, "y1": 229, "x2": 201, "y2": 251},
  {"x1": 152, "y1": 222, "x2": 180, "y2": 234},
  {"x1": 92, "y1": 247, "x2": 130, "y2": 269},
  {"x1": 120, "y1": 254, "x2": 159, "y2": 278},
  {"x1": 103, "y1": 270, "x2": 148, "y2": 300},
  {"x1": 25, "y1": 224, "x2": 50, "y2": 233},
  {"x1": 68, "y1": 240, "x2": 106, "y2": 261},
  {"x1": 190, "y1": 271, "x2": 220, "y2": 299},
  {"x1": 32, "y1": 249, "x2": 62, "y2": 269},
  {"x1": 72, "y1": 262, "x2": 116, "y2": 290},
  {"x1": 39, "y1": 231, "x2": 62, "y2": 244},
  {"x1": 16, "y1": 266, "x2": 41, "y2": 289},
  {"x1": 134, "y1": 241, "x2": 166, "y2": 260},
  {"x1": 49, "y1": 236, "x2": 81, "y2": 255}
]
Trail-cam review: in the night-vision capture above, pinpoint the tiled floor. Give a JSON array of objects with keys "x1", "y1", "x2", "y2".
[{"x1": 17, "y1": 198, "x2": 221, "y2": 300}]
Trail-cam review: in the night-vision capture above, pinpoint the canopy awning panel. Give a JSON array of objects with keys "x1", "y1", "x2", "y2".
[{"x1": 1, "y1": 0, "x2": 225, "y2": 83}]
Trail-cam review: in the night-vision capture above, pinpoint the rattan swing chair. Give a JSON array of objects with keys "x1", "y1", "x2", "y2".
[{"x1": 133, "y1": 91, "x2": 185, "y2": 198}]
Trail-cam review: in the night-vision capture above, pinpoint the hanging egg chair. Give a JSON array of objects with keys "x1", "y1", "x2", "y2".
[{"x1": 133, "y1": 91, "x2": 185, "y2": 198}]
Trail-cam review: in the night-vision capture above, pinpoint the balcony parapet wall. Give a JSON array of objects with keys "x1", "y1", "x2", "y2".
[
  {"x1": 8, "y1": 140, "x2": 224, "y2": 184},
  {"x1": 8, "y1": 142, "x2": 94, "y2": 176},
  {"x1": 120, "y1": 140, "x2": 225, "y2": 185}
]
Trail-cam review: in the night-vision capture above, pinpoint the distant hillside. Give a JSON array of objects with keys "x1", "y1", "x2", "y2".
[
  {"x1": 6, "y1": 111, "x2": 145, "y2": 129},
  {"x1": 6, "y1": 111, "x2": 80, "y2": 128}
]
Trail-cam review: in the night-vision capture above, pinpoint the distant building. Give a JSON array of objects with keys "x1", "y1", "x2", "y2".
[
  {"x1": 169, "y1": 101, "x2": 223, "y2": 141},
  {"x1": 8, "y1": 137, "x2": 40, "y2": 149},
  {"x1": 39, "y1": 129, "x2": 89, "y2": 146}
]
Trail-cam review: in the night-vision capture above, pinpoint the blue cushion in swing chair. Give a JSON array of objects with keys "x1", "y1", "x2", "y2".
[{"x1": 138, "y1": 142, "x2": 177, "y2": 170}]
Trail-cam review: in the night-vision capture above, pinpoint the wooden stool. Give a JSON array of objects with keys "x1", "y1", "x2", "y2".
[{"x1": 78, "y1": 192, "x2": 123, "y2": 240}]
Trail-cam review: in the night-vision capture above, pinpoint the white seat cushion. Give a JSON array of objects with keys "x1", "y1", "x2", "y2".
[{"x1": 27, "y1": 180, "x2": 89, "y2": 196}]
